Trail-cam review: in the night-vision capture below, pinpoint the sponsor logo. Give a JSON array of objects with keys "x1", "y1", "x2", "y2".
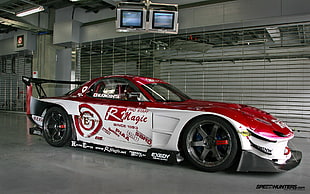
[
  {"x1": 95, "y1": 136, "x2": 103, "y2": 140},
  {"x1": 250, "y1": 140, "x2": 272, "y2": 155},
  {"x1": 32, "y1": 115, "x2": 43, "y2": 122},
  {"x1": 71, "y1": 140, "x2": 127, "y2": 155},
  {"x1": 105, "y1": 107, "x2": 148, "y2": 125},
  {"x1": 82, "y1": 86, "x2": 88, "y2": 93},
  {"x1": 115, "y1": 128, "x2": 129, "y2": 141},
  {"x1": 106, "y1": 127, "x2": 130, "y2": 141},
  {"x1": 129, "y1": 151, "x2": 146, "y2": 158},
  {"x1": 135, "y1": 131, "x2": 152, "y2": 145},
  {"x1": 93, "y1": 93, "x2": 120, "y2": 99},
  {"x1": 151, "y1": 152, "x2": 171, "y2": 161},
  {"x1": 32, "y1": 115, "x2": 43, "y2": 126},
  {"x1": 102, "y1": 127, "x2": 111, "y2": 135},
  {"x1": 71, "y1": 141, "x2": 94, "y2": 149},
  {"x1": 102, "y1": 146, "x2": 127, "y2": 154},
  {"x1": 127, "y1": 131, "x2": 139, "y2": 142},
  {"x1": 70, "y1": 141, "x2": 178, "y2": 163},
  {"x1": 74, "y1": 104, "x2": 103, "y2": 138},
  {"x1": 78, "y1": 86, "x2": 89, "y2": 97}
]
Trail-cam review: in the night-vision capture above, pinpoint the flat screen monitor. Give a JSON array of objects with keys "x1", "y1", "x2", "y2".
[
  {"x1": 149, "y1": 10, "x2": 178, "y2": 33},
  {"x1": 116, "y1": 8, "x2": 146, "y2": 31},
  {"x1": 153, "y1": 11, "x2": 174, "y2": 29}
]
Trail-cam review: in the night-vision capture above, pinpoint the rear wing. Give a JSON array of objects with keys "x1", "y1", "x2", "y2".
[{"x1": 22, "y1": 76, "x2": 85, "y2": 98}]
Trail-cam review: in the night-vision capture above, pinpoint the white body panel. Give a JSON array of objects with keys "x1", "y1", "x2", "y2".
[{"x1": 32, "y1": 97, "x2": 291, "y2": 165}]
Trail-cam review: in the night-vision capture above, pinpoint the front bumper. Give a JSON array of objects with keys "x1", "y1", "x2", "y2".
[{"x1": 237, "y1": 150, "x2": 302, "y2": 172}]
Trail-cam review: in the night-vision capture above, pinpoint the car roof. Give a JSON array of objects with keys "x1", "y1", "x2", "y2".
[{"x1": 93, "y1": 75, "x2": 168, "y2": 86}]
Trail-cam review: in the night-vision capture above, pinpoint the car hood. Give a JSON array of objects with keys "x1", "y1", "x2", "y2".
[{"x1": 162, "y1": 99, "x2": 294, "y2": 140}]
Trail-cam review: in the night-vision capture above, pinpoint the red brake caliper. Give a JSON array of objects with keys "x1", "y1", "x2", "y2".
[
  {"x1": 58, "y1": 125, "x2": 66, "y2": 129},
  {"x1": 215, "y1": 140, "x2": 229, "y2": 145}
]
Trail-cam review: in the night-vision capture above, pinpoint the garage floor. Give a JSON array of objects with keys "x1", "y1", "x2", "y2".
[{"x1": 0, "y1": 112, "x2": 309, "y2": 194}]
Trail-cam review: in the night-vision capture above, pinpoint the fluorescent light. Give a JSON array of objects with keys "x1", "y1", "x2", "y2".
[{"x1": 16, "y1": 6, "x2": 44, "y2": 17}]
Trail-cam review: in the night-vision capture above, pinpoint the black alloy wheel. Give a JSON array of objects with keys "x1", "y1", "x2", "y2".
[
  {"x1": 43, "y1": 107, "x2": 72, "y2": 147},
  {"x1": 181, "y1": 116, "x2": 239, "y2": 172}
]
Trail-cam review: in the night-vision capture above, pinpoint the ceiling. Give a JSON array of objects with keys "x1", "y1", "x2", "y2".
[{"x1": 0, "y1": 0, "x2": 234, "y2": 34}]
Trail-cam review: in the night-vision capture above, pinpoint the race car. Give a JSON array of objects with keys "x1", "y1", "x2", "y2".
[{"x1": 22, "y1": 75, "x2": 302, "y2": 172}]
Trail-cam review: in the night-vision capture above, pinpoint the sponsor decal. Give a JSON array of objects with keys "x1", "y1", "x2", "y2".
[
  {"x1": 151, "y1": 152, "x2": 171, "y2": 161},
  {"x1": 135, "y1": 130, "x2": 152, "y2": 145},
  {"x1": 102, "y1": 127, "x2": 111, "y2": 135},
  {"x1": 71, "y1": 141, "x2": 178, "y2": 164},
  {"x1": 95, "y1": 136, "x2": 103, "y2": 140},
  {"x1": 78, "y1": 86, "x2": 89, "y2": 97},
  {"x1": 106, "y1": 127, "x2": 130, "y2": 141},
  {"x1": 81, "y1": 86, "x2": 88, "y2": 93},
  {"x1": 113, "y1": 123, "x2": 138, "y2": 130},
  {"x1": 105, "y1": 107, "x2": 148, "y2": 125},
  {"x1": 114, "y1": 123, "x2": 126, "y2": 128},
  {"x1": 102, "y1": 146, "x2": 127, "y2": 155},
  {"x1": 105, "y1": 107, "x2": 126, "y2": 122},
  {"x1": 93, "y1": 93, "x2": 120, "y2": 99},
  {"x1": 146, "y1": 149, "x2": 178, "y2": 163},
  {"x1": 32, "y1": 115, "x2": 43, "y2": 126},
  {"x1": 108, "y1": 127, "x2": 120, "y2": 137},
  {"x1": 127, "y1": 125, "x2": 138, "y2": 130},
  {"x1": 71, "y1": 141, "x2": 94, "y2": 149},
  {"x1": 74, "y1": 104, "x2": 103, "y2": 138},
  {"x1": 115, "y1": 128, "x2": 129, "y2": 141},
  {"x1": 250, "y1": 140, "x2": 272, "y2": 155},
  {"x1": 71, "y1": 140, "x2": 128, "y2": 156},
  {"x1": 127, "y1": 131, "x2": 139, "y2": 142},
  {"x1": 129, "y1": 151, "x2": 146, "y2": 158}
]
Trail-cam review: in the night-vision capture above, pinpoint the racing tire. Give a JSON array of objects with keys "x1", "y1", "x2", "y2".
[
  {"x1": 181, "y1": 116, "x2": 239, "y2": 172},
  {"x1": 43, "y1": 107, "x2": 72, "y2": 147}
]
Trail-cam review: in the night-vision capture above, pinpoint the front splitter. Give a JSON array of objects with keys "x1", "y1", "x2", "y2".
[{"x1": 237, "y1": 150, "x2": 302, "y2": 172}]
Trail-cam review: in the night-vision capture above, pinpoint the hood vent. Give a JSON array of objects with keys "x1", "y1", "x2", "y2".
[{"x1": 273, "y1": 130, "x2": 287, "y2": 137}]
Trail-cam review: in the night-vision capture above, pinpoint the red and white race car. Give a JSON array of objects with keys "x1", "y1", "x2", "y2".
[{"x1": 22, "y1": 75, "x2": 301, "y2": 172}]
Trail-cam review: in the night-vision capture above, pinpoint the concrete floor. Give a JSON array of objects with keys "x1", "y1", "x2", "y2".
[{"x1": 0, "y1": 111, "x2": 309, "y2": 194}]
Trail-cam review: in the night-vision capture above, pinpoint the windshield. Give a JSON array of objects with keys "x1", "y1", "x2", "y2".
[{"x1": 142, "y1": 83, "x2": 191, "y2": 102}]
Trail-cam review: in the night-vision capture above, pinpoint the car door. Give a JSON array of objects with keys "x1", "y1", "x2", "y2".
[{"x1": 74, "y1": 77, "x2": 153, "y2": 148}]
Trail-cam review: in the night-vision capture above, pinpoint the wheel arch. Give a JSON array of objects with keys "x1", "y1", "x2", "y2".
[{"x1": 44, "y1": 104, "x2": 67, "y2": 115}]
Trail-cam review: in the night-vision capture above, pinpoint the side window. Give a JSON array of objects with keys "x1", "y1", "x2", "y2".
[{"x1": 88, "y1": 78, "x2": 148, "y2": 101}]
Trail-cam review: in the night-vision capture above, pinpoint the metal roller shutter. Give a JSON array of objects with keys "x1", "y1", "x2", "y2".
[
  {"x1": 0, "y1": 52, "x2": 32, "y2": 111},
  {"x1": 79, "y1": 22, "x2": 310, "y2": 135}
]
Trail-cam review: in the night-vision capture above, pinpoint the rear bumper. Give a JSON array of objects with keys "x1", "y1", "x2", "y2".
[{"x1": 237, "y1": 150, "x2": 302, "y2": 172}]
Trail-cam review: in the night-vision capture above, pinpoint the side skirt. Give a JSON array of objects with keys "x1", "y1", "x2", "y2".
[{"x1": 70, "y1": 140, "x2": 180, "y2": 164}]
